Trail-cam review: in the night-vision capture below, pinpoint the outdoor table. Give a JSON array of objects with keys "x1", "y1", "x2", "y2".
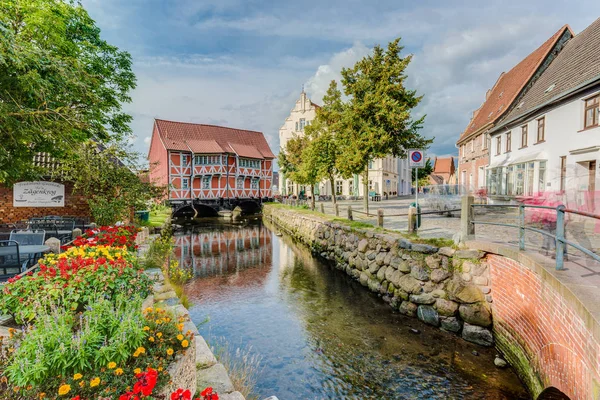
[{"x1": 0, "y1": 245, "x2": 51, "y2": 259}]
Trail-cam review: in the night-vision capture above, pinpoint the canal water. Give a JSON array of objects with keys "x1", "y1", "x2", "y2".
[{"x1": 176, "y1": 219, "x2": 530, "y2": 400}]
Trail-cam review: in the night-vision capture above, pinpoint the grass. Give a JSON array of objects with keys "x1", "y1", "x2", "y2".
[
  {"x1": 208, "y1": 337, "x2": 263, "y2": 400},
  {"x1": 265, "y1": 203, "x2": 455, "y2": 247},
  {"x1": 149, "y1": 204, "x2": 171, "y2": 227}
]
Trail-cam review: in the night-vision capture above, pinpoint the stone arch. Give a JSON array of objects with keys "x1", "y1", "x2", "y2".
[
  {"x1": 172, "y1": 204, "x2": 218, "y2": 219},
  {"x1": 236, "y1": 200, "x2": 262, "y2": 215},
  {"x1": 537, "y1": 387, "x2": 571, "y2": 400}
]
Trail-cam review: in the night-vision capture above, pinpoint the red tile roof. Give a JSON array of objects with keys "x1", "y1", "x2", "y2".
[
  {"x1": 433, "y1": 157, "x2": 455, "y2": 175},
  {"x1": 458, "y1": 25, "x2": 573, "y2": 144},
  {"x1": 154, "y1": 119, "x2": 275, "y2": 159}
]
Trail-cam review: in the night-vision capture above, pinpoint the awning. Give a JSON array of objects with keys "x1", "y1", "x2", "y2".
[{"x1": 488, "y1": 151, "x2": 548, "y2": 169}]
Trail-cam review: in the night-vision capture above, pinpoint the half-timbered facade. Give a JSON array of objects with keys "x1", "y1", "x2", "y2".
[{"x1": 148, "y1": 119, "x2": 275, "y2": 203}]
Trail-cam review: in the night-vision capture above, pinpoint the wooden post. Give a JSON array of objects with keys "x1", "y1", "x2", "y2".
[
  {"x1": 408, "y1": 206, "x2": 416, "y2": 234},
  {"x1": 334, "y1": 203, "x2": 339, "y2": 217},
  {"x1": 320, "y1": 203, "x2": 325, "y2": 214},
  {"x1": 377, "y1": 209, "x2": 384, "y2": 228},
  {"x1": 347, "y1": 206, "x2": 353, "y2": 221},
  {"x1": 460, "y1": 195, "x2": 475, "y2": 241}
]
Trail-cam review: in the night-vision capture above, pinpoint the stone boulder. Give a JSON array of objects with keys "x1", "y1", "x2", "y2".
[
  {"x1": 411, "y1": 243, "x2": 438, "y2": 254},
  {"x1": 410, "y1": 264, "x2": 430, "y2": 281},
  {"x1": 397, "y1": 274, "x2": 423, "y2": 294},
  {"x1": 376, "y1": 266, "x2": 388, "y2": 282},
  {"x1": 447, "y1": 279, "x2": 485, "y2": 304},
  {"x1": 430, "y1": 269, "x2": 451, "y2": 283},
  {"x1": 455, "y1": 249, "x2": 484, "y2": 259},
  {"x1": 425, "y1": 255, "x2": 441, "y2": 269},
  {"x1": 459, "y1": 303, "x2": 492, "y2": 327},
  {"x1": 438, "y1": 247, "x2": 455, "y2": 257},
  {"x1": 358, "y1": 239, "x2": 369, "y2": 252},
  {"x1": 440, "y1": 316, "x2": 462, "y2": 333},
  {"x1": 417, "y1": 305, "x2": 439, "y2": 326},
  {"x1": 435, "y1": 299, "x2": 459, "y2": 316},
  {"x1": 409, "y1": 293, "x2": 436, "y2": 305},
  {"x1": 462, "y1": 323, "x2": 494, "y2": 346},
  {"x1": 399, "y1": 301, "x2": 417, "y2": 317}
]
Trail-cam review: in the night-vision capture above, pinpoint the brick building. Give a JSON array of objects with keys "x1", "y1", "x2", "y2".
[
  {"x1": 148, "y1": 119, "x2": 275, "y2": 203},
  {"x1": 428, "y1": 157, "x2": 457, "y2": 185},
  {"x1": 457, "y1": 25, "x2": 573, "y2": 193}
]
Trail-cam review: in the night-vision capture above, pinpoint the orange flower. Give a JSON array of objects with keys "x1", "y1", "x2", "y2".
[
  {"x1": 90, "y1": 377, "x2": 100, "y2": 388},
  {"x1": 58, "y1": 384, "x2": 70, "y2": 395},
  {"x1": 181, "y1": 339, "x2": 189, "y2": 348},
  {"x1": 166, "y1": 348, "x2": 174, "y2": 356}
]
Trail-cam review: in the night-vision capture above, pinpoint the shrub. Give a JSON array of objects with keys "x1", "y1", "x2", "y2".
[
  {"x1": 0, "y1": 245, "x2": 152, "y2": 323},
  {"x1": 71, "y1": 225, "x2": 139, "y2": 252},
  {"x1": 0, "y1": 303, "x2": 194, "y2": 399}
]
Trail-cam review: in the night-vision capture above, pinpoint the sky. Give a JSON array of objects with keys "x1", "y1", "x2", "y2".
[{"x1": 82, "y1": 0, "x2": 600, "y2": 168}]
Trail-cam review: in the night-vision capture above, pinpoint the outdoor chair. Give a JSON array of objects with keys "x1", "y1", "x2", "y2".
[
  {"x1": 10, "y1": 230, "x2": 46, "y2": 246},
  {"x1": 54, "y1": 219, "x2": 75, "y2": 244},
  {"x1": 29, "y1": 218, "x2": 59, "y2": 240},
  {"x1": 0, "y1": 240, "x2": 30, "y2": 282}
]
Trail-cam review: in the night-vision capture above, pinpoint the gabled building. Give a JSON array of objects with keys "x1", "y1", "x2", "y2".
[
  {"x1": 148, "y1": 119, "x2": 275, "y2": 203},
  {"x1": 279, "y1": 90, "x2": 408, "y2": 198},
  {"x1": 429, "y1": 157, "x2": 457, "y2": 186},
  {"x1": 487, "y1": 18, "x2": 600, "y2": 211},
  {"x1": 457, "y1": 25, "x2": 574, "y2": 193}
]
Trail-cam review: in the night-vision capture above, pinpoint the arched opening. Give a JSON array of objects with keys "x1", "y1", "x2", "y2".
[
  {"x1": 172, "y1": 205, "x2": 196, "y2": 219},
  {"x1": 237, "y1": 200, "x2": 262, "y2": 215},
  {"x1": 193, "y1": 204, "x2": 219, "y2": 218},
  {"x1": 537, "y1": 387, "x2": 570, "y2": 400},
  {"x1": 172, "y1": 204, "x2": 219, "y2": 219}
]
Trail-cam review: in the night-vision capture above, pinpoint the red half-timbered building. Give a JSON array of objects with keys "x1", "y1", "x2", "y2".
[{"x1": 148, "y1": 119, "x2": 275, "y2": 205}]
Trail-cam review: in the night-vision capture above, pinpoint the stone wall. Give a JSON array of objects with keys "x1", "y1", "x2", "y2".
[{"x1": 263, "y1": 205, "x2": 495, "y2": 346}]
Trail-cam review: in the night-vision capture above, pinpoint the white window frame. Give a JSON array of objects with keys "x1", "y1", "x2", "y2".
[
  {"x1": 182, "y1": 178, "x2": 189, "y2": 189},
  {"x1": 237, "y1": 177, "x2": 244, "y2": 189},
  {"x1": 202, "y1": 176, "x2": 211, "y2": 189}
]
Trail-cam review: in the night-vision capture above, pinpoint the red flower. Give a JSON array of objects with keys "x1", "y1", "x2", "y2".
[
  {"x1": 133, "y1": 367, "x2": 158, "y2": 396},
  {"x1": 119, "y1": 392, "x2": 140, "y2": 400},
  {"x1": 71, "y1": 396, "x2": 81, "y2": 400},
  {"x1": 171, "y1": 388, "x2": 192, "y2": 400},
  {"x1": 198, "y1": 387, "x2": 219, "y2": 400}
]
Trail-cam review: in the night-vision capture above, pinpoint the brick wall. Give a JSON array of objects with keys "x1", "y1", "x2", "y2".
[
  {"x1": 488, "y1": 254, "x2": 600, "y2": 400},
  {"x1": 0, "y1": 182, "x2": 91, "y2": 224},
  {"x1": 458, "y1": 132, "x2": 489, "y2": 191}
]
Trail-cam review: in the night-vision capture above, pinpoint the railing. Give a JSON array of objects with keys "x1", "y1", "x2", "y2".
[{"x1": 468, "y1": 200, "x2": 600, "y2": 270}]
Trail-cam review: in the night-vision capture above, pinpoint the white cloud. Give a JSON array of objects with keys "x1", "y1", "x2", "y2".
[{"x1": 143, "y1": 136, "x2": 152, "y2": 144}]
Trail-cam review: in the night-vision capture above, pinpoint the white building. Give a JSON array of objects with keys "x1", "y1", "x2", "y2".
[
  {"x1": 279, "y1": 90, "x2": 406, "y2": 197},
  {"x1": 397, "y1": 158, "x2": 411, "y2": 195},
  {"x1": 487, "y1": 18, "x2": 600, "y2": 212}
]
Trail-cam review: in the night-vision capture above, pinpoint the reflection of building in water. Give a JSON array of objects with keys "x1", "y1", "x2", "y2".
[{"x1": 174, "y1": 225, "x2": 272, "y2": 277}]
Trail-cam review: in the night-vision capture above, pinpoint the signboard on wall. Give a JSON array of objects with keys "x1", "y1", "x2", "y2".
[{"x1": 13, "y1": 182, "x2": 65, "y2": 207}]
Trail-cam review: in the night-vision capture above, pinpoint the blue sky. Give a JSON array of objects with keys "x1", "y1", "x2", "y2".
[{"x1": 83, "y1": 0, "x2": 600, "y2": 167}]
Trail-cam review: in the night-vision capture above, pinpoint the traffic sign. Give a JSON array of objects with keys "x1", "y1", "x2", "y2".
[{"x1": 408, "y1": 149, "x2": 425, "y2": 168}]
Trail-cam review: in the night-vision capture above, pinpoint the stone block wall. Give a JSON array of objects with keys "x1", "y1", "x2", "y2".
[{"x1": 264, "y1": 206, "x2": 495, "y2": 346}]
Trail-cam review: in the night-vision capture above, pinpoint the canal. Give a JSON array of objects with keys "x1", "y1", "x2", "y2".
[{"x1": 176, "y1": 219, "x2": 529, "y2": 399}]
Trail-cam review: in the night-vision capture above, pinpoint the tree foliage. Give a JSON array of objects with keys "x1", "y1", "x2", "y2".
[
  {"x1": 411, "y1": 158, "x2": 433, "y2": 183},
  {"x1": 53, "y1": 141, "x2": 164, "y2": 225},
  {"x1": 0, "y1": 0, "x2": 136, "y2": 184}
]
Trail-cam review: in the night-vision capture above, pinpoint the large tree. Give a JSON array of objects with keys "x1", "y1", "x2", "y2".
[
  {"x1": 278, "y1": 134, "x2": 320, "y2": 210},
  {"x1": 304, "y1": 80, "x2": 344, "y2": 207},
  {"x1": 0, "y1": 0, "x2": 136, "y2": 184},
  {"x1": 337, "y1": 38, "x2": 431, "y2": 212},
  {"x1": 53, "y1": 140, "x2": 164, "y2": 225}
]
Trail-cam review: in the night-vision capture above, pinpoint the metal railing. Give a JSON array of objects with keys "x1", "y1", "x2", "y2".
[{"x1": 469, "y1": 202, "x2": 600, "y2": 270}]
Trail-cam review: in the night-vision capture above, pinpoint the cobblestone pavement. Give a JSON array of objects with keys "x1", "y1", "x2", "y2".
[{"x1": 302, "y1": 196, "x2": 600, "y2": 271}]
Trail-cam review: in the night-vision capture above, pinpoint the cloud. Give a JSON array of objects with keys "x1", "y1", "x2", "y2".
[{"x1": 143, "y1": 136, "x2": 152, "y2": 145}]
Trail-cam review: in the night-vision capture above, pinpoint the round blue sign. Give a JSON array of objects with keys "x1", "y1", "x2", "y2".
[{"x1": 411, "y1": 152, "x2": 422, "y2": 162}]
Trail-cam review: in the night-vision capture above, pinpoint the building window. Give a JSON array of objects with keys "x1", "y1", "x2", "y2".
[
  {"x1": 239, "y1": 159, "x2": 260, "y2": 168},
  {"x1": 182, "y1": 155, "x2": 188, "y2": 166},
  {"x1": 251, "y1": 179, "x2": 259, "y2": 189},
  {"x1": 299, "y1": 118, "x2": 306, "y2": 130},
  {"x1": 368, "y1": 180, "x2": 373, "y2": 191},
  {"x1": 496, "y1": 136, "x2": 501, "y2": 156},
  {"x1": 482, "y1": 135, "x2": 487, "y2": 150},
  {"x1": 537, "y1": 117, "x2": 545, "y2": 143},
  {"x1": 295, "y1": 121, "x2": 299, "y2": 131},
  {"x1": 506, "y1": 132, "x2": 511, "y2": 153},
  {"x1": 287, "y1": 181, "x2": 294, "y2": 195},
  {"x1": 202, "y1": 176, "x2": 210, "y2": 189},
  {"x1": 182, "y1": 178, "x2": 189, "y2": 189},
  {"x1": 348, "y1": 180, "x2": 354, "y2": 195},
  {"x1": 335, "y1": 181, "x2": 343, "y2": 195},
  {"x1": 194, "y1": 155, "x2": 221, "y2": 165},
  {"x1": 521, "y1": 125, "x2": 528, "y2": 148},
  {"x1": 560, "y1": 156, "x2": 567, "y2": 192},
  {"x1": 237, "y1": 177, "x2": 244, "y2": 189},
  {"x1": 526, "y1": 162, "x2": 535, "y2": 195},
  {"x1": 368, "y1": 160, "x2": 374, "y2": 169},
  {"x1": 584, "y1": 95, "x2": 599, "y2": 128}
]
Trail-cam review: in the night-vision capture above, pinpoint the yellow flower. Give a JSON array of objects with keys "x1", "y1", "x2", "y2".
[
  {"x1": 156, "y1": 332, "x2": 163, "y2": 338},
  {"x1": 137, "y1": 346, "x2": 145, "y2": 354},
  {"x1": 90, "y1": 377, "x2": 100, "y2": 387},
  {"x1": 79, "y1": 381, "x2": 85, "y2": 388},
  {"x1": 39, "y1": 393, "x2": 46, "y2": 399},
  {"x1": 177, "y1": 323, "x2": 184, "y2": 331},
  {"x1": 134, "y1": 368, "x2": 142, "y2": 374},
  {"x1": 181, "y1": 339, "x2": 189, "y2": 348},
  {"x1": 58, "y1": 384, "x2": 70, "y2": 395},
  {"x1": 108, "y1": 362, "x2": 117, "y2": 369},
  {"x1": 177, "y1": 334, "x2": 184, "y2": 341},
  {"x1": 73, "y1": 373, "x2": 83, "y2": 381},
  {"x1": 166, "y1": 348, "x2": 174, "y2": 356},
  {"x1": 143, "y1": 326, "x2": 150, "y2": 331},
  {"x1": 115, "y1": 368, "x2": 124, "y2": 376},
  {"x1": 148, "y1": 336, "x2": 155, "y2": 342}
]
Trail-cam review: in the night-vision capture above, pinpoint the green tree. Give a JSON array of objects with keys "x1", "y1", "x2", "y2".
[
  {"x1": 411, "y1": 158, "x2": 433, "y2": 183},
  {"x1": 0, "y1": 0, "x2": 136, "y2": 184},
  {"x1": 278, "y1": 134, "x2": 320, "y2": 209},
  {"x1": 337, "y1": 38, "x2": 431, "y2": 212},
  {"x1": 304, "y1": 80, "x2": 344, "y2": 207},
  {"x1": 53, "y1": 141, "x2": 164, "y2": 225}
]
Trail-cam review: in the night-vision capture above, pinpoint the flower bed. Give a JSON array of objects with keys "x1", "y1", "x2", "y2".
[{"x1": 0, "y1": 225, "x2": 204, "y2": 400}]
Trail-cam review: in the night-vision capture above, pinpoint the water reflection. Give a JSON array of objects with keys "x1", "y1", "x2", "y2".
[{"x1": 179, "y1": 220, "x2": 530, "y2": 400}]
